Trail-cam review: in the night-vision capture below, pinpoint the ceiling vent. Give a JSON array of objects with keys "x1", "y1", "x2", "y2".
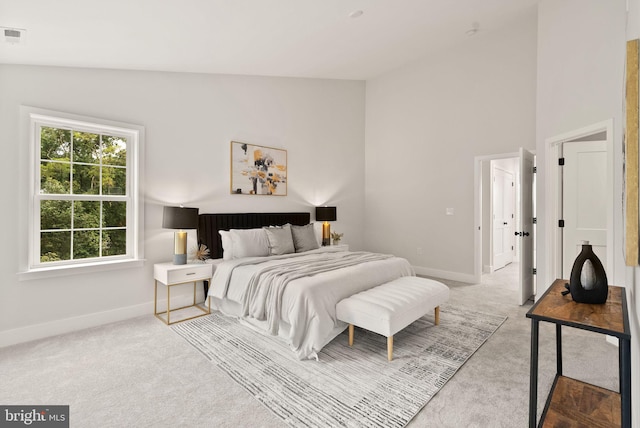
[{"x1": 2, "y1": 27, "x2": 26, "y2": 44}]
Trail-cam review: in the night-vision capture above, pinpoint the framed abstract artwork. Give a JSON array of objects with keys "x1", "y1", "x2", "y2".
[{"x1": 230, "y1": 141, "x2": 287, "y2": 196}]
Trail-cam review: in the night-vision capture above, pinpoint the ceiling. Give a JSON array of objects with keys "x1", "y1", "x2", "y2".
[{"x1": 0, "y1": 0, "x2": 538, "y2": 80}]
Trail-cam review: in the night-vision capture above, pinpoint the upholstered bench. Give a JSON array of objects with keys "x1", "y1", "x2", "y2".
[{"x1": 336, "y1": 276, "x2": 450, "y2": 361}]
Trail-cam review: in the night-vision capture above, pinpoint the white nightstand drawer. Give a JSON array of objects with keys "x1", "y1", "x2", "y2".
[
  {"x1": 167, "y1": 264, "x2": 211, "y2": 284},
  {"x1": 154, "y1": 262, "x2": 213, "y2": 285}
]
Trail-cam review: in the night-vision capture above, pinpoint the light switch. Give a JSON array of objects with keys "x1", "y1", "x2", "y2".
[{"x1": 446, "y1": 208, "x2": 455, "y2": 216}]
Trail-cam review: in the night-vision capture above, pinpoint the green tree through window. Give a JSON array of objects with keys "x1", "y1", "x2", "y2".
[{"x1": 39, "y1": 126, "x2": 128, "y2": 263}]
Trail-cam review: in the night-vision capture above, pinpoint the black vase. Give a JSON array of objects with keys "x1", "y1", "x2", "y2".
[{"x1": 568, "y1": 241, "x2": 608, "y2": 304}]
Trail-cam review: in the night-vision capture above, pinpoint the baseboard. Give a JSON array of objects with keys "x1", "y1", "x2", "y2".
[
  {"x1": 413, "y1": 266, "x2": 476, "y2": 283},
  {"x1": 0, "y1": 294, "x2": 203, "y2": 348},
  {"x1": 483, "y1": 265, "x2": 493, "y2": 274}
]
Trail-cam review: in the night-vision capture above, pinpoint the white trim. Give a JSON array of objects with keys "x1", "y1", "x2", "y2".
[
  {"x1": 413, "y1": 265, "x2": 476, "y2": 283},
  {"x1": 19, "y1": 106, "x2": 145, "y2": 276},
  {"x1": 17, "y1": 258, "x2": 145, "y2": 281},
  {"x1": 0, "y1": 292, "x2": 207, "y2": 348},
  {"x1": 0, "y1": 301, "x2": 149, "y2": 348},
  {"x1": 542, "y1": 119, "x2": 614, "y2": 295}
]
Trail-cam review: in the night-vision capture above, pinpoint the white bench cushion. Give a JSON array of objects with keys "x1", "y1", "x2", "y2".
[{"x1": 336, "y1": 276, "x2": 449, "y2": 337}]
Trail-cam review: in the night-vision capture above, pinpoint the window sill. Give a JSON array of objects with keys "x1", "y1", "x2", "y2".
[{"x1": 18, "y1": 259, "x2": 146, "y2": 281}]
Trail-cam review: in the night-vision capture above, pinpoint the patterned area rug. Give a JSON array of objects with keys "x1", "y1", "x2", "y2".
[{"x1": 172, "y1": 306, "x2": 506, "y2": 428}]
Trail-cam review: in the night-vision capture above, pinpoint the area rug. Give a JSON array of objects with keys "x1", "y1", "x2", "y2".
[{"x1": 172, "y1": 306, "x2": 506, "y2": 428}]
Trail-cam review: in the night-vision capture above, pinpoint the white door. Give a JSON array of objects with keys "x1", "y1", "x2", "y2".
[
  {"x1": 492, "y1": 167, "x2": 515, "y2": 270},
  {"x1": 518, "y1": 148, "x2": 535, "y2": 305},
  {"x1": 562, "y1": 141, "x2": 607, "y2": 278}
]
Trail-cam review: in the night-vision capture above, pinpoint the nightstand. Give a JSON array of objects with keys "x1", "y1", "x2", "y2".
[
  {"x1": 154, "y1": 262, "x2": 213, "y2": 325},
  {"x1": 331, "y1": 244, "x2": 349, "y2": 251}
]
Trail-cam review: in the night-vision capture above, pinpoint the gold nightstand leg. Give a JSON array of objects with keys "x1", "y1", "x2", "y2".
[
  {"x1": 193, "y1": 281, "x2": 197, "y2": 306},
  {"x1": 154, "y1": 275, "x2": 213, "y2": 325},
  {"x1": 166, "y1": 283, "x2": 170, "y2": 325},
  {"x1": 154, "y1": 280, "x2": 158, "y2": 315}
]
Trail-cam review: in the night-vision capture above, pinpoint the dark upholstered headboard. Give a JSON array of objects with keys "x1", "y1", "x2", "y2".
[{"x1": 198, "y1": 212, "x2": 311, "y2": 259}]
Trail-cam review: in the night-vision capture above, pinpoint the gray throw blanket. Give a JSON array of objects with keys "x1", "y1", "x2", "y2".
[{"x1": 242, "y1": 251, "x2": 393, "y2": 334}]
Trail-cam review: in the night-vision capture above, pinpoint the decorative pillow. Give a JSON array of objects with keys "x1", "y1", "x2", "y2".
[
  {"x1": 229, "y1": 228, "x2": 270, "y2": 258},
  {"x1": 264, "y1": 224, "x2": 295, "y2": 255},
  {"x1": 219, "y1": 230, "x2": 234, "y2": 260},
  {"x1": 291, "y1": 223, "x2": 320, "y2": 253}
]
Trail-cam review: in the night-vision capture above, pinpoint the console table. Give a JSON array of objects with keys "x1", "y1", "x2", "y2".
[{"x1": 526, "y1": 279, "x2": 631, "y2": 427}]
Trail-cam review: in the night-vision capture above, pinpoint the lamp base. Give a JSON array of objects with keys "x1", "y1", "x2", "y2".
[
  {"x1": 173, "y1": 230, "x2": 188, "y2": 264},
  {"x1": 322, "y1": 222, "x2": 331, "y2": 246}
]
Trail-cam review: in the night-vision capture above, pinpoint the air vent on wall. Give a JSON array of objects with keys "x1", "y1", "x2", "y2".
[{"x1": 1, "y1": 27, "x2": 26, "y2": 44}]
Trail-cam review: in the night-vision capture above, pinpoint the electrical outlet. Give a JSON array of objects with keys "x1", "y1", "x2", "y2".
[
  {"x1": 416, "y1": 247, "x2": 423, "y2": 255},
  {"x1": 446, "y1": 208, "x2": 455, "y2": 216}
]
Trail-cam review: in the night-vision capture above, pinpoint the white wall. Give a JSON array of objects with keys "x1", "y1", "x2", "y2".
[
  {"x1": 537, "y1": 0, "x2": 638, "y2": 425},
  {"x1": 536, "y1": 0, "x2": 627, "y2": 290},
  {"x1": 0, "y1": 65, "x2": 365, "y2": 346},
  {"x1": 364, "y1": 10, "x2": 537, "y2": 281}
]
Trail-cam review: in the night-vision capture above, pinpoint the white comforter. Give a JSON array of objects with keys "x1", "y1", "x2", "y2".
[{"x1": 208, "y1": 248, "x2": 414, "y2": 359}]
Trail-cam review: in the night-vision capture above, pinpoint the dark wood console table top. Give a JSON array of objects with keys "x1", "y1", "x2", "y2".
[
  {"x1": 529, "y1": 279, "x2": 627, "y2": 335},
  {"x1": 526, "y1": 279, "x2": 631, "y2": 428}
]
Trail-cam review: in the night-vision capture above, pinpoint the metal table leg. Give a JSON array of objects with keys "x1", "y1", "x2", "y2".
[
  {"x1": 529, "y1": 319, "x2": 539, "y2": 428},
  {"x1": 556, "y1": 324, "x2": 562, "y2": 375},
  {"x1": 620, "y1": 338, "x2": 631, "y2": 428}
]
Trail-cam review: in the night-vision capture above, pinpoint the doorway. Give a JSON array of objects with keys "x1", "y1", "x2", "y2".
[
  {"x1": 543, "y1": 120, "x2": 614, "y2": 289},
  {"x1": 491, "y1": 159, "x2": 517, "y2": 272},
  {"x1": 474, "y1": 149, "x2": 536, "y2": 305}
]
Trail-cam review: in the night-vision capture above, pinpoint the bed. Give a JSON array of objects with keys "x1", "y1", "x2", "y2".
[{"x1": 198, "y1": 212, "x2": 415, "y2": 360}]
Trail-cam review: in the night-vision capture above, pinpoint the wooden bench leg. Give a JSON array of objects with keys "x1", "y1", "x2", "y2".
[
  {"x1": 435, "y1": 306, "x2": 440, "y2": 325},
  {"x1": 387, "y1": 336, "x2": 393, "y2": 361},
  {"x1": 348, "y1": 324, "x2": 354, "y2": 346}
]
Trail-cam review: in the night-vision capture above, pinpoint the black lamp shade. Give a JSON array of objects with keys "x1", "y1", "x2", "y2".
[
  {"x1": 162, "y1": 206, "x2": 199, "y2": 229},
  {"x1": 315, "y1": 206, "x2": 337, "y2": 222}
]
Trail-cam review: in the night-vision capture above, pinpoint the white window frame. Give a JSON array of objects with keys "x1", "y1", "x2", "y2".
[{"x1": 19, "y1": 107, "x2": 144, "y2": 280}]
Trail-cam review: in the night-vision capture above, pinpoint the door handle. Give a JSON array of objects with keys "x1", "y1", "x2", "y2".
[
  {"x1": 503, "y1": 222, "x2": 508, "y2": 225},
  {"x1": 515, "y1": 231, "x2": 530, "y2": 237}
]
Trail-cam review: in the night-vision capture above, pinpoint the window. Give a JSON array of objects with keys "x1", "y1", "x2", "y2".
[{"x1": 22, "y1": 108, "x2": 144, "y2": 276}]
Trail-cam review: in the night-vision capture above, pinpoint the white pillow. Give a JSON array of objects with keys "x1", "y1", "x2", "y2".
[
  {"x1": 229, "y1": 228, "x2": 270, "y2": 258},
  {"x1": 264, "y1": 224, "x2": 295, "y2": 255},
  {"x1": 219, "y1": 230, "x2": 234, "y2": 260},
  {"x1": 291, "y1": 223, "x2": 320, "y2": 253}
]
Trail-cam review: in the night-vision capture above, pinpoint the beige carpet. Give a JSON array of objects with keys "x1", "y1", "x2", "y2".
[{"x1": 0, "y1": 264, "x2": 620, "y2": 427}]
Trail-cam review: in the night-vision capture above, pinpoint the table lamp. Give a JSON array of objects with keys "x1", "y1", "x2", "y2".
[
  {"x1": 163, "y1": 206, "x2": 199, "y2": 264},
  {"x1": 315, "y1": 206, "x2": 336, "y2": 246}
]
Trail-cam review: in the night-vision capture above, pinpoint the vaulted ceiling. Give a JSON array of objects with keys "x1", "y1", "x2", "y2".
[{"x1": 0, "y1": 0, "x2": 538, "y2": 80}]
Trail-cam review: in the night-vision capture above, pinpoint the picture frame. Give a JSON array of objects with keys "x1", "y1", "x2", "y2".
[
  {"x1": 625, "y1": 39, "x2": 639, "y2": 266},
  {"x1": 230, "y1": 141, "x2": 287, "y2": 196}
]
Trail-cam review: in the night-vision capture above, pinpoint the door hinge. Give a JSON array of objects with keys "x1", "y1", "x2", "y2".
[
  {"x1": 533, "y1": 166, "x2": 537, "y2": 173},
  {"x1": 533, "y1": 217, "x2": 537, "y2": 224},
  {"x1": 559, "y1": 219, "x2": 565, "y2": 228},
  {"x1": 532, "y1": 268, "x2": 537, "y2": 275},
  {"x1": 512, "y1": 246, "x2": 514, "y2": 250},
  {"x1": 512, "y1": 182, "x2": 514, "y2": 187},
  {"x1": 559, "y1": 158, "x2": 565, "y2": 166}
]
